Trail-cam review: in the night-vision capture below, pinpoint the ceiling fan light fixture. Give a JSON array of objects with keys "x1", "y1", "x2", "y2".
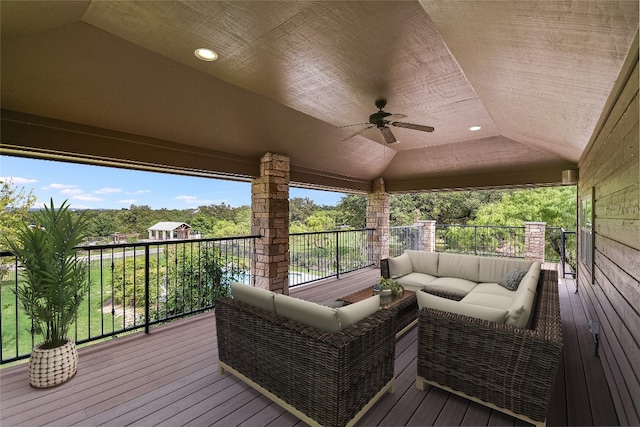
[
  {"x1": 469, "y1": 126, "x2": 482, "y2": 131},
  {"x1": 194, "y1": 48, "x2": 218, "y2": 61}
]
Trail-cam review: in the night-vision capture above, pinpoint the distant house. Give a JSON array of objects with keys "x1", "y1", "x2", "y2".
[{"x1": 147, "y1": 222, "x2": 192, "y2": 241}]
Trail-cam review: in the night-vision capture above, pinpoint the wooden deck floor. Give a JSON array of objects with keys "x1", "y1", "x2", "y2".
[{"x1": 0, "y1": 265, "x2": 618, "y2": 426}]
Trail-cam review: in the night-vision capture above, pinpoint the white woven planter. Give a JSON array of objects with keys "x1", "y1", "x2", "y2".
[{"x1": 28, "y1": 339, "x2": 78, "y2": 388}]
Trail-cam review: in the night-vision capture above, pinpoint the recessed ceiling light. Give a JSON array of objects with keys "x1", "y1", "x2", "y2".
[
  {"x1": 469, "y1": 126, "x2": 482, "y2": 131},
  {"x1": 194, "y1": 48, "x2": 218, "y2": 61}
]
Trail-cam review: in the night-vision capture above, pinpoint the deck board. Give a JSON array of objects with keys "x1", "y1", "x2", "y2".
[{"x1": 0, "y1": 266, "x2": 619, "y2": 426}]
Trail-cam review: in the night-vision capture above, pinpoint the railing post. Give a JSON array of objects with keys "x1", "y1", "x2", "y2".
[
  {"x1": 474, "y1": 226, "x2": 478, "y2": 255},
  {"x1": 144, "y1": 245, "x2": 150, "y2": 335},
  {"x1": 335, "y1": 230, "x2": 340, "y2": 279},
  {"x1": 561, "y1": 229, "x2": 567, "y2": 278},
  {"x1": 524, "y1": 222, "x2": 546, "y2": 262}
]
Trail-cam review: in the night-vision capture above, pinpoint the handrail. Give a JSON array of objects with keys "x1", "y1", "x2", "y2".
[
  {"x1": 289, "y1": 228, "x2": 375, "y2": 286},
  {"x1": 435, "y1": 224, "x2": 526, "y2": 258},
  {"x1": 1, "y1": 235, "x2": 259, "y2": 364},
  {"x1": 1, "y1": 225, "x2": 575, "y2": 364},
  {"x1": 1, "y1": 229, "x2": 376, "y2": 363}
]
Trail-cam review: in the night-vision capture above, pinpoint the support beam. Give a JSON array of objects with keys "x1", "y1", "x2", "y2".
[
  {"x1": 366, "y1": 177, "x2": 390, "y2": 266},
  {"x1": 251, "y1": 153, "x2": 290, "y2": 293}
]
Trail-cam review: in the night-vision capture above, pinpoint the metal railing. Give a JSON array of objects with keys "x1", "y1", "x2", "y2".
[
  {"x1": 1, "y1": 229, "x2": 377, "y2": 363},
  {"x1": 392, "y1": 224, "x2": 577, "y2": 273},
  {"x1": 289, "y1": 228, "x2": 375, "y2": 287},
  {"x1": 1, "y1": 224, "x2": 577, "y2": 364},
  {"x1": 1, "y1": 236, "x2": 258, "y2": 364},
  {"x1": 436, "y1": 224, "x2": 526, "y2": 258},
  {"x1": 390, "y1": 225, "x2": 423, "y2": 258}
]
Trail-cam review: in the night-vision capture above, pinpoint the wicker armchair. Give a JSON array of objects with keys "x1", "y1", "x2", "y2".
[
  {"x1": 416, "y1": 269, "x2": 562, "y2": 427},
  {"x1": 215, "y1": 297, "x2": 396, "y2": 427}
]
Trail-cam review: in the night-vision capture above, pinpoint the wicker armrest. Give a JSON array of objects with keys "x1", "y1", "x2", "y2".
[
  {"x1": 216, "y1": 297, "x2": 396, "y2": 427},
  {"x1": 380, "y1": 258, "x2": 390, "y2": 279},
  {"x1": 417, "y1": 271, "x2": 562, "y2": 425}
]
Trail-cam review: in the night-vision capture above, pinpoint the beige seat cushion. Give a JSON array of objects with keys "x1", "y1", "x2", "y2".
[
  {"x1": 388, "y1": 252, "x2": 413, "y2": 277},
  {"x1": 461, "y1": 292, "x2": 513, "y2": 311},
  {"x1": 437, "y1": 253, "x2": 480, "y2": 282},
  {"x1": 406, "y1": 250, "x2": 439, "y2": 276},
  {"x1": 274, "y1": 294, "x2": 341, "y2": 333},
  {"x1": 473, "y1": 283, "x2": 518, "y2": 298},
  {"x1": 396, "y1": 272, "x2": 437, "y2": 291},
  {"x1": 417, "y1": 290, "x2": 508, "y2": 323},
  {"x1": 230, "y1": 282, "x2": 276, "y2": 313},
  {"x1": 336, "y1": 295, "x2": 380, "y2": 329},
  {"x1": 424, "y1": 277, "x2": 477, "y2": 299}
]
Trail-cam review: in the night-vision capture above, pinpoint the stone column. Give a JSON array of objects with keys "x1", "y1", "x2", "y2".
[
  {"x1": 251, "y1": 153, "x2": 290, "y2": 293},
  {"x1": 416, "y1": 220, "x2": 436, "y2": 252},
  {"x1": 366, "y1": 177, "x2": 389, "y2": 265},
  {"x1": 525, "y1": 221, "x2": 546, "y2": 262}
]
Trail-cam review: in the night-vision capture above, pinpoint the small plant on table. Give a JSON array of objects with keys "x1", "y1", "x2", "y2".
[{"x1": 374, "y1": 276, "x2": 404, "y2": 298}]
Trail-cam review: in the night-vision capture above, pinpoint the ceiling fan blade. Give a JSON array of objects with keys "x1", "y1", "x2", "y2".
[
  {"x1": 384, "y1": 113, "x2": 407, "y2": 121},
  {"x1": 338, "y1": 122, "x2": 371, "y2": 128},
  {"x1": 391, "y1": 121, "x2": 435, "y2": 132},
  {"x1": 340, "y1": 125, "x2": 375, "y2": 142},
  {"x1": 379, "y1": 126, "x2": 398, "y2": 144}
]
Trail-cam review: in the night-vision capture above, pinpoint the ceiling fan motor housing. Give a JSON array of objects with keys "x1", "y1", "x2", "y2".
[{"x1": 369, "y1": 111, "x2": 391, "y2": 127}]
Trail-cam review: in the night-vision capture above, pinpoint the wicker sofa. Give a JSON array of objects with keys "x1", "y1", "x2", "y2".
[
  {"x1": 215, "y1": 283, "x2": 396, "y2": 427},
  {"x1": 382, "y1": 251, "x2": 542, "y2": 327},
  {"x1": 416, "y1": 268, "x2": 562, "y2": 427}
]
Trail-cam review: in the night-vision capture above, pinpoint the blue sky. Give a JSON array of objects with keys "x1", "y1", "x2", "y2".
[{"x1": 1, "y1": 156, "x2": 346, "y2": 210}]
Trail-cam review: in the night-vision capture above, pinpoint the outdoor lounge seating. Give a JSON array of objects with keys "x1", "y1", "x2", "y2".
[
  {"x1": 381, "y1": 251, "x2": 562, "y2": 425},
  {"x1": 416, "y1": 268, "x2": 562, "y2": 427},
  {"x1": 382, "y1": 251, "x2": 542, "y2": 327},
  {"x1": 215, "y1": 283, "x2": 396, "y2": 427}
]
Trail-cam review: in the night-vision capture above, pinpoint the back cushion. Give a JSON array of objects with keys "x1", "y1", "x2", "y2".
[
  {"x1": 274, "y1": 293, "x2": 341, "y2": 333},
  {"x1": 336, "y1": 295, "x2": 380, "y2": 329},
  {"x1": 231, "y1": 282, "x2": 276, "y2": 313},
  {"x1": 505, "y1": 289, "x2": 536, "y2": 328},
  {"x1": 406, "y1": 250, "x2": 439, "y2": 275},
  {"x1": 478, "y1": 258, "x2": 533, "y2": 283},
  {"x1": 417, "y1": 291, "x2": 508, "y2": 323},
  {"x1": 437, "y1": 253, "x2": 480, "y2": 282},
  {"x1": 388, "y1": 252, "x2": 412, "y2": 277}
]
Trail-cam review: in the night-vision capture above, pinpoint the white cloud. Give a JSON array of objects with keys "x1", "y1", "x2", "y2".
[
  {"x1": 61, "y1": 188, "x2": 84, "y2": 195},
  {"x1": 175, "y1": 195, "x2": 198, "y2": 202},
  {"x1": 44, "y1": 183, "x2": 78, "y2": 190},
  {"x1": 175, "y1": 195, "x2": 217, "y2": 206},
  {"x1": 1, "y1": 176, "x2": 38, "y2": 185},
  {"x1": 119, "y1": 199, "x2": 137, "y2": 204},
  {"x1": 95, "y1": 187, "x2": 122, "y2": 194},
  {"x1": 73, "y1": 194, "x2": 103, "y2": 202},
  {"x1": 128, "y1": 190, "x2": 150, "y2": 195}
]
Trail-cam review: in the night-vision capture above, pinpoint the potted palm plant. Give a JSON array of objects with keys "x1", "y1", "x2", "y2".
[{"x1": 6, "y1": 199, "x2": 89, "y2": 388}]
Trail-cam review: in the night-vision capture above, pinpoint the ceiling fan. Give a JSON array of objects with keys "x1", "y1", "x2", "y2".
[{"x1": 340, "y1": 99, "x2": 434, "y2": 144}]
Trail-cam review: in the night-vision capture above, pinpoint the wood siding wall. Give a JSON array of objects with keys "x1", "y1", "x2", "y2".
[{"x1": 577, "y1": 36, "x2": 639, "y2": 425}]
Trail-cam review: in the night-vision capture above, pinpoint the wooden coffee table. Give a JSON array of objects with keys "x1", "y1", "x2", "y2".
[{"x1": 338, "y1": 287, "x2": 418, "y2": 338}]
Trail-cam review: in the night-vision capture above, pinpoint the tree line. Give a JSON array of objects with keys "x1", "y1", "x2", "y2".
[{"x1": 2, "y1": 179, "x2": 576, "y2": 247}]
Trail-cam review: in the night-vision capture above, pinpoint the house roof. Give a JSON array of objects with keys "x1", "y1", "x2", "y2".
[
  {"x1": 1, "y1": 1, "x2": 638, "y2": 192},
  {"x1": 148, "y1": 222, "x2": 191, "y2": 232}
]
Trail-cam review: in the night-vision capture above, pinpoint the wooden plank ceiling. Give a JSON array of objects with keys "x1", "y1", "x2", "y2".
[{"x1": 1, "y1": 1, "x2": 637, "y2": 192}]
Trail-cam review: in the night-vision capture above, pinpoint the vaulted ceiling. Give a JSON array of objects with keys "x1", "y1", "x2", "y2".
[{"x1": 1, "y1": 1, "x2": 638, "y2": 193}]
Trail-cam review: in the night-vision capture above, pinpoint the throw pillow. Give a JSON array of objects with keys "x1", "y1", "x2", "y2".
[
  {"x1": 388, "y1": 252, "x2": 412, "y2": 277},
  {"x1": 498, "y1": 269, "x2": 527, "y2": 291}
]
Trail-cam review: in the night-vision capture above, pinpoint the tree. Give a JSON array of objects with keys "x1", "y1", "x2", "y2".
[
  {"x1": 0, "y1": 179, "x2": 36, "y2": 250},
  {"x1": 290, "y1": 197, "x2": 319, "y2": 224},
  {"x1": 84, "y1": 211, "x2": 119, "y2": 239},
  {"x1": 471, "y1": 187, "x2": 576, "y2": 228},
  {"x1": 335, "y1": 194, "x2": 366, "y2": 228}
]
